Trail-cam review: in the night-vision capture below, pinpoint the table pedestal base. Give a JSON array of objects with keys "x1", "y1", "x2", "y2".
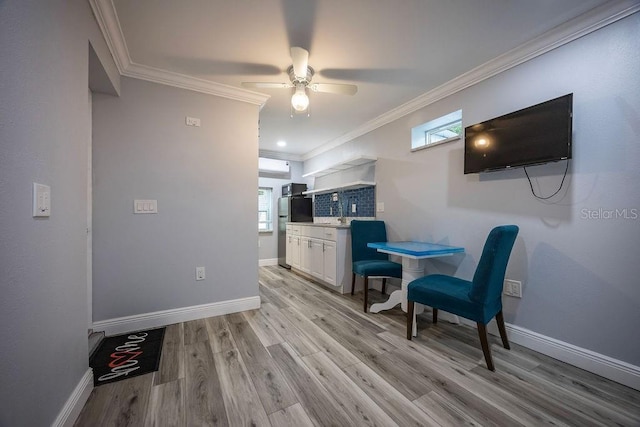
[{"x1": 369, "y1": 257, "x2": 459, "y2": 336}]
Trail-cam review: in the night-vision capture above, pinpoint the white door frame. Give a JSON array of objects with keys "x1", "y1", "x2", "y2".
[{"x1": 87, "y1": 89, "x2": 93, "y2": 331}]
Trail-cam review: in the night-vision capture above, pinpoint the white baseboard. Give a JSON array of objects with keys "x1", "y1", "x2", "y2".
[
  {"x1": 504, "y1": 323, "x2": 640, "y2": 391},
  {"x1": 93, "y1": 296, "x2": 261, "y2": 336},
  {"x1": 52, "y1": 368, "x2": 93, "y2": 427},
  {"x1": 259, "y1": 258, "x2": 278, "y2": 266},
  {"x1": 457, "y1": 318, "x2": 640, "y2": 391}
]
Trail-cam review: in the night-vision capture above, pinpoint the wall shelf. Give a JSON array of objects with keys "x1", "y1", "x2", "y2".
[
  {"x1": 302, "y1": 155, "x2": 377, "y2": 178},
  {"x1": 303, "y1": 181, "x2": 376, "y2": 195}
]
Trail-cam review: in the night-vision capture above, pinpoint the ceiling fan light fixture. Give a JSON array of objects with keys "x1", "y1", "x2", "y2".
[{"x1": 291, "y1": 84, "x2": 309, "y2": 112}]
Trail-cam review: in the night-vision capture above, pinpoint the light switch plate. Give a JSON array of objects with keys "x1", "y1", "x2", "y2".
[
  {"x1": 376, "y1": 202, "x2": 385, "y2": 213},
  {"x1": 134, "y1": 199, "x2": 158, "y2": 214},
  {"x1": 186, "y1": 116, "x2": 201, "y2": 127},
  {"x1": 33, "y1": 183, "x2": 51, "y2": 217}
]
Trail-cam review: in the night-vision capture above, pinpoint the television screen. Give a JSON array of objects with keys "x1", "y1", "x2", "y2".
[{"x1": 464, "y1": 94, "x2": 572, "y2": 174}]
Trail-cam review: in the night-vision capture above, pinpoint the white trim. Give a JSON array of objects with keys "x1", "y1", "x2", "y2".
[
  {"x1": 90, "y1": 0, "x2": 638, "y2": 154},
  {"x1": 259, "y1": 258, "x2": 279, "y2": 267},
  {"x1": 93, "y1": 296, "x2": 261, "y2": 336},
  {"x1": 457, "y1": 318, "x2": 640, "y2": 391},
  {"x1": 504, "y1": 323, "x2": 640, "y2": 391},
  {"x1": 89, "y1": 0, "x2": 269, "y2": 107},
  {"x1": 88, "y1": 0, "x2": 131, "y2": 74},
  {"x1": 52, "y1": 368, "x2": 93, "y2": 427},
  {"x1": 301, "y1": 0, "x2": 640, "y2": 160},
  {"x1": 410, "y1": 136, "x2": 460, "y2": 152},
  {"x1": 123, "y1": 63, "x2": 269, "y2": 106}
]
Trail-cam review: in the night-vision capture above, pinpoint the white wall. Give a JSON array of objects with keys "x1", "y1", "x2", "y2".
[
  {"x1": 258, "y1": 161, "x2": 309, "y2": 262},
  {"x1": 92, "y1": 77, "x2": 260, "y2": 320},
  {"x1": 305, "y1": 14, "x2": 640, "y2": 367},
  {"x1": 0, "y1": 1, "x2": 118, "y2": 425}
]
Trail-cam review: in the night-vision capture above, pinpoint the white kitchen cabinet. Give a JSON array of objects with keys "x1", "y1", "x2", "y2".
[
  {"x1": 300, "y1": 236, "x2": 312, "y2": 274},
  {"x1": 286, "y1": 223, "x2": 352, "y2": 293},
  {"x1": 286, "y1": 225, "x2": 301, "y2": 269},
  {"x1": 310, "y1": 239, "x2": 324, "y2": 279}
]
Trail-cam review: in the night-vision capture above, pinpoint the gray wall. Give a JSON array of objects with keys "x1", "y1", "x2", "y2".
[
  {"x1": 0, "y1": 0, "x2": 119, "y2": 425},
  {"x1": 258, "y1": 161, "x2": 309, "y2": 261},
  {"x1": 92, "y1": 77, "x2": 260, "y2": 320},
  {"x1": 304, "y1": 14, "x2": 640, "y2": 366}
]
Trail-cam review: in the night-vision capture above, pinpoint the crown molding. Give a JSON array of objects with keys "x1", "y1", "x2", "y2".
[
  {"x1": 302, "y1": 0, "x2": 640, "y2": 160},
  {"x1": 90, "y1": 0, "x2": 637, "y2": 153},
  {"x1": 124, "y1": 62, "x2": 270, "y2": 106},
  {"x1": 89, "y1": 0, "x2": 131, "y2": 73},
  {"x1": 89, "y1": 0, "x2": 269, "y2": 107}
]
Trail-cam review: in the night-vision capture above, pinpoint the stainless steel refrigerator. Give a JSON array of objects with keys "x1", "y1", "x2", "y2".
[{"x1": 278, "y1": 196, "x2": 313, "y2": 268}]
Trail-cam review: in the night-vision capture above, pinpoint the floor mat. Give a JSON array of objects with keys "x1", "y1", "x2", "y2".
[{"x1": 89, "y1": 327, "x2": 165, "y2": 386}]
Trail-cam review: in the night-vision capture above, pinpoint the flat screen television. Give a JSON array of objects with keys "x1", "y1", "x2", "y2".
[{"x1": 464, "y1": 94, "x2": 572, "y2": 174}]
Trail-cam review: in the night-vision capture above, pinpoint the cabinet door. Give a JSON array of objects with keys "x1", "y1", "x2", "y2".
[
  {"x1": 300, "y1": 237, "x2": 312, "y2": 274},
  {"x1": 310, "y1": 239, "x2": 324, "y2": 280},
  {"x1": 323, "y1": 241, "x2": 337, "y2": 286},
  {"x1": 291, "y1": 236, "x2": 301, "y2": 268},
  {"x1": 286, "y1": 234, "x2": 293, "y2": 266}
]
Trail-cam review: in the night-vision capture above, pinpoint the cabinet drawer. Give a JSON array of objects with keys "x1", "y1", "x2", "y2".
[
  {"x1": 300, "y1": 225, "x2": 313, "y2": 237},
  {"x1": 322, "y1": 227, "x2": 337, "y2": 241},
  {"x1": 288, "y1": 225, "x2": 301, "y2": 235},
  {"x1": 308, "y1": 226, "x2": 324, "y2": 239}
]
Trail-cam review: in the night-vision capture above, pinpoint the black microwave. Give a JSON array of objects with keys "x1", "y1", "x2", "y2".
[{"x1": 282, "y1": 183, "x2": 307, "y2": 197}]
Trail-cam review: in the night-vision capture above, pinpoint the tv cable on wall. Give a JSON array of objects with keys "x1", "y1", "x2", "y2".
[{"x1": 523, "y1": 160, "x2": 570, "y2": 200}]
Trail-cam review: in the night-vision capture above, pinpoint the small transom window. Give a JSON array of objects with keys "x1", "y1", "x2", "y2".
[{"x1": 411, "y1": 110, "x2": 462, "y2": 151}]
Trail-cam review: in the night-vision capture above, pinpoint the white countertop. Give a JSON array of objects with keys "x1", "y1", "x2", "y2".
[
  {"x1": 287, "y1": 222, "x2": 350, "y2": 229},
  {"x1": 288, "y1": 217, "x2": 376, "y2": 229}
]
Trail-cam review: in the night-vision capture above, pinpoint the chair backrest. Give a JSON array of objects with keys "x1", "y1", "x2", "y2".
[
  {"x1": 350, "y1": 220, "x2": 390, "y2": 263},
  {"x1": 469, "y1": 225, "x2": 519, "y2": 304}
]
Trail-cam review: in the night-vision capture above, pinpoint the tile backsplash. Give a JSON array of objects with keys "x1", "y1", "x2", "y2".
[{"x1": 314, "y1": 186, "x2": 375, "y2": 218}]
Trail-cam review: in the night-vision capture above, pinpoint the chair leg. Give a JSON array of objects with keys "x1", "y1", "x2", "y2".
[
  {"x1": 406, "y1": 300, "x2": 414, "y2": 340},
  {"x1": 351, "y1": 273, "x2": 356, "y2": 295},
  {"x1": 477, "y1": 322, "x2": 495, "y2": 371},
  {"x1": 496, "y1": 310, "x2": 510, "y2": 350},
  {"x1": 363, "y1": 276, "x2": 369, "y2": 313},
  {"x1": 381, "y1": 278, "x2": 387, "y2": 295},
  {"x1": 433, "y1": 308, "x2": 438, "y2": 324}
]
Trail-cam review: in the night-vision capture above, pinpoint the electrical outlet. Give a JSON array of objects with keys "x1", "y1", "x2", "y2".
[
  {"x1": 195, "y1": 266, "x2": 205, "y2": 281},
  {"x1": 351, "y1": 203, "x2": 357, "y2": 213},
  {"x1": 376, "y1": 202, "x2": 385, "y2": 213},
  {"x1": 504, "y1": 279, "x2": 522, "y2": 298}
]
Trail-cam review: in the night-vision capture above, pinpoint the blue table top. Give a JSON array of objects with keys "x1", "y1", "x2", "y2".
[{"x1": 368, "y1": 241, "x2": 464, "y2": 258}]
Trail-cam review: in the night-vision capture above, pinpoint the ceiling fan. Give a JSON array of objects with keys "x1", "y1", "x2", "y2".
[{"x1": 242, "y1": 47, "x2": 358, "y2": 113}]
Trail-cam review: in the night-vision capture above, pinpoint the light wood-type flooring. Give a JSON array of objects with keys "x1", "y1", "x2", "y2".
[{"x1": 75, "y1": 266, "x2": 640, "y2": 426}]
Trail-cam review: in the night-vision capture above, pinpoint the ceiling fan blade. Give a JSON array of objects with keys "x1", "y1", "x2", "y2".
[
  {"x1": 241, "y1": 82, "x2": 292, "y2": 89},
  {"x1": 309, "y1": 83, "x2": 358, "y2": 96},
  {"x1": 290, "y1": 47, "x2": 309, "y2": 79}
]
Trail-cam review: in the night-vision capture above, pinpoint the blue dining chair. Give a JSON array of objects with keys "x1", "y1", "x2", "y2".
[
  {"x1": 406, "y1": 225, "x2": 519, "y2": 371},
  {"x1": 350, "y1": 220, "x2": 402, "y2": 312}
]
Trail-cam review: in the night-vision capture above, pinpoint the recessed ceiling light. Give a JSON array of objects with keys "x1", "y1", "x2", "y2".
[{"x1": 277, "y1": 141, "x2": 287, "y2": 147}]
